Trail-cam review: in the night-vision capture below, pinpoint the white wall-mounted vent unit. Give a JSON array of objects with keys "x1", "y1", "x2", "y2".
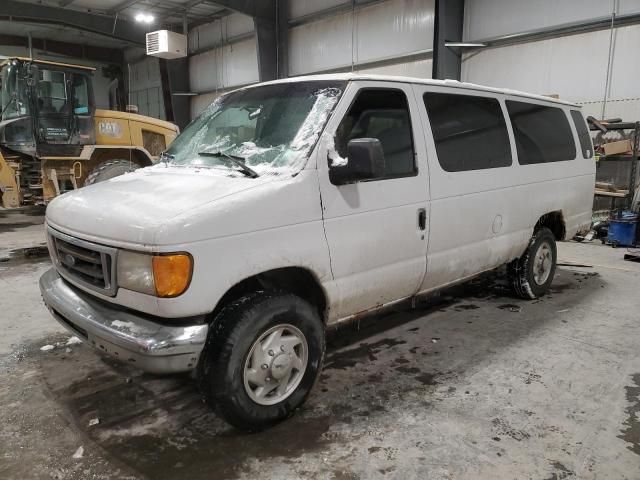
[{"x1": 146, "y1": 30, "x2": 187, "y2": 59}]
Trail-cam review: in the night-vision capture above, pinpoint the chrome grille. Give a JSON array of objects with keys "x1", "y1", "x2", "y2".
[{"x1": 48, "y1": 227, "x2": 117, "y2": 296}]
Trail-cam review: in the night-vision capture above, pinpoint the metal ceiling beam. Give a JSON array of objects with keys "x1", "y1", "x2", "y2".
[
  {"x1": 0, "y1": 33, "x2": 123, "y2": 65},
  {"x1": 108, "y1": 0, "x2": 141, "y2": 14},
  {"x1": 432, "y1": 0, "x2": 464, "y2": 80},
  {"x1": 186, "y1": 9, "x2": 233, "y2": 29},
  {"x1": 0, "y1": 0, "x2": 147, "y2": 45},
  {"x1": 204, "y1": 0, "x2": 275, "y2": 22},
  {"x1": 156, "y1": 0, "x2": 208, "y2": 21},
  {"x1": 287, "y1": 0, "x2": 388, "y2": 28},
  {"x1": 157, "y1": 0, "x2": 229, "y2": 25},
  {"x1": 109, "y1": 0, "x2": 228, "y2": 16}
]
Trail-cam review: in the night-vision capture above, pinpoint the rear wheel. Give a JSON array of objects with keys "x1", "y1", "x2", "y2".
[
  {"x1": 84, "y1": 159, "x2": 140, "y2": 185},
  {"x1": 198, "y1": 291, "x2": 325, "y2": 431},
  {"x1": 508, "y1": 227, "x2": 557, "y2": 299}
]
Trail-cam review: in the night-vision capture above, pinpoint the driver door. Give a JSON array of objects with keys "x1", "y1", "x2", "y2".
[
  {"x1": 34, "y1": 67, "x2": 73, "y2": 148},
  {"x1": 318, "y1": 81, "x2": 430, "y2": 321}
]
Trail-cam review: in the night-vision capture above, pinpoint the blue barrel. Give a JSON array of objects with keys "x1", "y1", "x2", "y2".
[{"x1": 608, "y1": 211, "x2": 639, "y2": 247}]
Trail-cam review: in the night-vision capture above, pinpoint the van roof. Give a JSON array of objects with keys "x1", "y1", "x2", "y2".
[{"x1": 256, "y1": 73, "x2": 580, "y2": 108}]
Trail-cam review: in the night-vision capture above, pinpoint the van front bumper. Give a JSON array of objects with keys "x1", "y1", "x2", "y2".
[{"x1": 39, "y1": 268, "x2": 208, "y2": 374}]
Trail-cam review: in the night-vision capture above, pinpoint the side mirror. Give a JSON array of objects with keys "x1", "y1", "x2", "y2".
[{"x1": 329, "y1": 138, "x2": 385, "y2": 185}]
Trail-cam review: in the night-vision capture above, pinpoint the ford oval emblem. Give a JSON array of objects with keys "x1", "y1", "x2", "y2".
[{"x1": 63, "y1": 253, "x2": 76, "y2": 266}]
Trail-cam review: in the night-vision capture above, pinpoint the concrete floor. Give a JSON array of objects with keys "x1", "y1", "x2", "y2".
[{"x1": 2, "y1": 209, "x2": 640, "y2": 480}]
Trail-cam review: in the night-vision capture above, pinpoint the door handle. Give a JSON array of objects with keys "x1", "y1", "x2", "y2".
[{"x1": 418, "y1": 208, "x2": 426, "y2": 231}]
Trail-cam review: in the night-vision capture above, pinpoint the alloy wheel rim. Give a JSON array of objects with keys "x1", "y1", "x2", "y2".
[{"x1": 243, "y1": 324, "x2": 308, "y2": 406}]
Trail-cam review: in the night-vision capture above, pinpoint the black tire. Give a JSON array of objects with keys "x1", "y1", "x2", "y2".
[
  {"x1": 198, "y1": 291, "x2": 325, "y2": 431},
  {"x1": 508, "y1": 227, "x2": 557, "y2": 299},
  {"x1": 84, "y1": 159, "x2": 140, "y2": 186}
]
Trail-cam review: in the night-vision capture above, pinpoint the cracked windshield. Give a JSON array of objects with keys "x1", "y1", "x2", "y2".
[{"x1": 164, "y1": 81, "x2": 346, "y2": 176}]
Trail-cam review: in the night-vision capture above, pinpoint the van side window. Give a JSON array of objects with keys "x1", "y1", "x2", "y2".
[
  {"x1": 423, "y1": 92, "x2": 512, "y2": 172},
  {"x1": 570, "y1": 110, "x2": 594, "y2": 159},
  {"x1": 335, "y1": 89, "x2": 415, "y2": 178},
  {"x1": 506, "y1": 101, "x2": 576, "y2": 164}
]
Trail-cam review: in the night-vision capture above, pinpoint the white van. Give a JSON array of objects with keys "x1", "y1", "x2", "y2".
[{"x1": 40, "y1": 74, "x2": 595, "y2": 430}]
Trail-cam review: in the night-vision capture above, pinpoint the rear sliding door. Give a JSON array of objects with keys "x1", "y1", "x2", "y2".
[{"x1": 413, "y1": 86, "x2": 526, "y2": 291}]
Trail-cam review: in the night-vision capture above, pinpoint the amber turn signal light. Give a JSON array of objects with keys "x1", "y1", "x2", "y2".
[{"x1": 152, "y1": 254, "x2": 193, "y2": 298}]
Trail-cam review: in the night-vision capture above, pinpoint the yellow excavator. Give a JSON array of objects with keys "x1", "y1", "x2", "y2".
[{"x1": 0, "y1": 57, "x2": 179, "y2": 208}]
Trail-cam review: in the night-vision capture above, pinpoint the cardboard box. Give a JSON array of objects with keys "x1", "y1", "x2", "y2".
[{"x1": 603, "y1": 139, "x2": 632, "y2": 156}]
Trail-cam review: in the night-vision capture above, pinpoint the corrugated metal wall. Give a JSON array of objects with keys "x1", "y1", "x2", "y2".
[
  {"x1": 188, "y1": 13, "x2": 258, "y2": 118},
  {"x1": 288, "y1": 0, "x2": 434, "y2": 76},
  {"x1": 188, "y1": 0, "x2": 436, "y2": 119},
  {"x1": 463, "y1": 0, "x2": 640, "y2": 41},
  {"x1": 462, "y1": 0, "x2": 640, "y2": 120},
  {"x1": 125, "y1": 54, "x2": 165, "y2": 120}
]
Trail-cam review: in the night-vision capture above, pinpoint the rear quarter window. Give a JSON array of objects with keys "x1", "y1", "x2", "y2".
[
  {"x1": 570, "y1": 110, "x2": 594, "y2": 159},
  {"x1": 506, "y1": 100, "x2": 576, "y2": 164},
  {"x1": 423, "y1": 92, "x2": 512, "y2": 172}
]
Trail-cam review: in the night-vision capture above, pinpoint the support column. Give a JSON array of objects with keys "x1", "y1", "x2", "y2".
[
  {"x1": 432, "y1": 0, "x2": 465, "y2": 80},
  {"x1": 277, "y1": 0, "x2": 289, "y2": 78},
  {"x1": 254, "y1": 16, "x2": 278, "y2": 81}
]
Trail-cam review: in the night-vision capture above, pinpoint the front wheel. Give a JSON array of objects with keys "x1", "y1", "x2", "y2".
[
  {"x1": 198, "y1": 291, "x2": 325, "y2": 431},
  {"x1": 508, "y1": 227, "x2": 557, "y2": 299}
]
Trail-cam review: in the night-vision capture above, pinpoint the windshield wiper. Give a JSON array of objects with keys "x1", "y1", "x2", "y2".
[
  {"x1": 159, "y1": 151, "x2": 174, "y2": 166},
  {"x1": 197, "y1": 151, "x2": 259, "y2": 178}
]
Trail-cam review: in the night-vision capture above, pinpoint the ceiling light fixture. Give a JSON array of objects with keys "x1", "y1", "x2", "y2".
[{"x1": 135, "y1": 13, "x2": 154, "y2": 24}]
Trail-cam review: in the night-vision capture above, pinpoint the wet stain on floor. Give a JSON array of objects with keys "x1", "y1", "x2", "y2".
[
  {"x1": 498, "y1": 303, "x2": 522, "y2": 312},
  {"x1": 491, "y1": 417, "x2": 531, "y2": 442},
  {"x1": 0, "y1": 245, "x2": 49, "y2": 265},
  {"x1": 543, "y1": 460, "x2": 575, "y2": 479},
  {"x1": 453, "y1": 304, "x2": 480, "y2": 311},
  {"x1": 619, "y1": 373, "x2": 640, "y2": 456},
  {"x1": 415, "y1": 372, "x2": 439, "y2": 386},
  {"x1": 0, "y1": 207, "x2": 45, "y2": 233},
  {"x1": 2, "y1": 263, "x2": 629, "y2": 480},
  {"x1": 324, "y1": 338, "x2": 407, "y2": 370}
]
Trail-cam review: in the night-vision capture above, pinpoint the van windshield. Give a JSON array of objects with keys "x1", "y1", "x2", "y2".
[{"x1": 164, "y1": 81, "x2": 346, "y2": 176}]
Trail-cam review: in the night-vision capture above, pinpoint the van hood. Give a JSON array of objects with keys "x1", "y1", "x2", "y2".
[{"x1": 46, "y1": 166, "x2": 277, "y2": 245}]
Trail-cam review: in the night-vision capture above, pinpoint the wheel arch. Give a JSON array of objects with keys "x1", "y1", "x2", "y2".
[
  {"x1": 210, "y1": 267, "x2": 329, "y2": 324},
  {"x1": 534, "y1": 210, "x2": 566, "y2": 241},
  {"x1": 89, "y1": 146, "x2": 155, "y2": 168}
]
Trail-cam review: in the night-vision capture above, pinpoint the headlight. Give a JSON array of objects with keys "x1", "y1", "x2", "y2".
[{"x1": 117, "y1": 250, "x2": 192, "y2": 298}]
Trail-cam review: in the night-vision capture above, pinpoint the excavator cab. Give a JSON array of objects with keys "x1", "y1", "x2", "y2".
[
  {"x1": 0, "y1": 57, "x2": 179, "y2": 208},
  {"x1": 0, "y1": 58, "x2": 96, "y2": 158}
]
